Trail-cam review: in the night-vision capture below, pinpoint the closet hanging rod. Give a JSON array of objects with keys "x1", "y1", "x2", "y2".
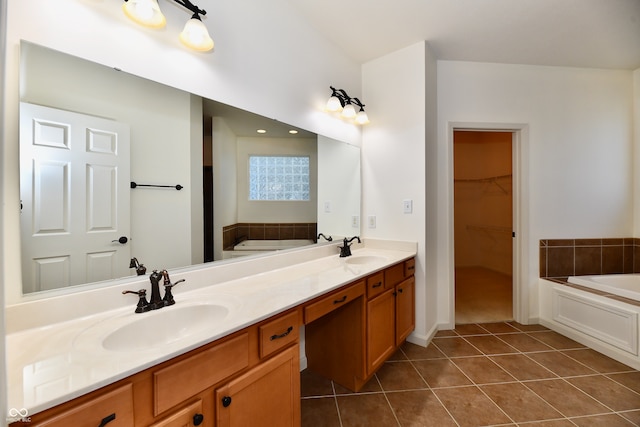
[
  {"x1": 453, "y1": 173, "x2": 512, "y2": 183},
  {"x1": 130, "y1": 181, "x2": 183, "y2": 191}
]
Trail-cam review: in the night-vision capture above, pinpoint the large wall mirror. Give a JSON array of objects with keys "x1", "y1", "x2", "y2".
[{"x1": 18, "y1": 41, "x2": 360, "y2": 298}]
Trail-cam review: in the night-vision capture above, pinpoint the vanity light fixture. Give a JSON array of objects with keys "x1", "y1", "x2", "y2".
[
  {"x1": 325, "y1": 86, "x2": 369, "y2": 125},
  {"x1": 122, "y1": 0, "x2": 214, "y2": 52}
]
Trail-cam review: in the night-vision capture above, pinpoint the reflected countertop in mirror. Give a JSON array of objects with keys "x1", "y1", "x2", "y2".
[{"x1": 14, "y1": 41, "x2": 360, "y2": 303}]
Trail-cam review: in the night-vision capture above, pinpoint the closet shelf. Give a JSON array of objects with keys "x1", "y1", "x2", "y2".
[{"x1": 454, "y1": 174, "x2": 512, "y2": 194}]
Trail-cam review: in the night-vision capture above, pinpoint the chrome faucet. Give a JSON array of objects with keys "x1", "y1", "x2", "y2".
[{"x1": 339, "y1": 236, "x2": 361, "y2": 257}]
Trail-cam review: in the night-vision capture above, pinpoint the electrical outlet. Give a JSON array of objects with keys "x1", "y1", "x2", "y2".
[
  {"x1": 351, "y1": 215, "x2": 360, "y2": 228},
  {"x1": 403, "y1": 199, "x2": 413, "y2": 214},
  {"x1": 368, "y1": 215, "x2": 376, "y2": 229},
  {"x1": 324, "y1": 201, "x2": 331, "y2": 213}
]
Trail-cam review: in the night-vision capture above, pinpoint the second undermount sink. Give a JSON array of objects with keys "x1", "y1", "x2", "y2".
[
  {"x1": 344, "y1": 255, "x2": 387, "y2": 265},
  {"x1": 102, "y1": 303, "x2": 229, "y2": 352}
]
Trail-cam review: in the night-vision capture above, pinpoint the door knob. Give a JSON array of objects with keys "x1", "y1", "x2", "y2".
[{"x1": 112, "y1": 236, "x2": 128, "y2": 244}]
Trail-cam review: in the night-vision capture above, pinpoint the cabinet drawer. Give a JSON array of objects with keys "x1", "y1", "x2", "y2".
[
  {"x1": 366, "y1": 272, "x2": 385, "y2": 299},
  {"x1": 404, "y1": 258, "x2": 415, "y2": 276},
  {"x1": 384, "y1": 263, "x2": 405, "y2": 288},
  {"x1": 33, "y1": 383, "x2": 133, "y2": 427},
  {"x1": 260, "y1": 310, "x2": 300, "y2": 359},
  {"x1": 150, "y1": 399, "x2": 203, "y2": 427},
  {"x1": 304, "y1": 281, "x2": 365, "y2": 324},
  {"x1": 154, "y1": 333, "x2": 249, "y2": 416}
]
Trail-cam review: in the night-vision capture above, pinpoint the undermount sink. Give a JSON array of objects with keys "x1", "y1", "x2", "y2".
[
  {"x1": 102, "y1": 303, "x2": 229, "y2": 352},
  {"x1": 344, "y1": 255, "x2": 387, "y2": 265}
]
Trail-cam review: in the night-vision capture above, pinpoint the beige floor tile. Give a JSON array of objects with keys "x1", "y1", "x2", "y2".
[
  {"x1": 336, "y1": 393, "x2": 399, "y2": 427},
  {"x1": 607, "y1": 371, "x2": 640, "y2": 394},
  {"x1": 400, "y1": 341, "x2": 446, "y2": 360},
  {"x1": 524, "y1": 379, "x2": 611, "y2": 417},
  {"x1": 375, "y1": 361, "x2": 427, "y2": 391},
  {"x1": 490, "y1": 354, "x2": 557, "y2": 380},
  {"x1": 527, "y1": 351, "x2": 598, "y2": 377},
  {"x1": 562, "y1": 348, "x2": 634, "y2": 373},
  {"x1": 463, "y1": 334, "x2": 519, "y2": 355},
  {"x1": 496, "y1": 332, "x2": 554, "y2": 352},
  {"x1": 568, "y1": 375, "x2": 640, "y2": 412},
  {"x1": 452, "y1": 356, "x2": 516, "y2": 384},
  {"x1": 301, "y1": 397, "x2": 341, "y2": 427},
  {"x1": 481, "y1": 382, "x2": 563, "y2": 423},
  {"x1": 528, "y1": 330, "x2": 587, "y2": 350},
  {"x1": 386, "y1": 389, "x2": 457, "y2": 427},
  {"x1": 570, "y1": 413, "x2": 637, "y2": 426},
  {"x1": 412, "y1": 358, "x2": 473, "y2": 388},
  {"x1": 454, "y1": 323, "x2": 491, "y2": 336},
  {"x1": 433, "y1": 336, "x2": 483, "y2": 357},
  {"x1": 434, "y1": 385, "x2": 512, "y2": 427},
  {"x1": 479, "y1": 322, "x2": 520, "y2": 334}
]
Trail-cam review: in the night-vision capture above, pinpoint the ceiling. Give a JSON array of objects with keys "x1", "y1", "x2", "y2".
[{"x1": 287, "y1": 0, "x2": 640, "y2": 70}]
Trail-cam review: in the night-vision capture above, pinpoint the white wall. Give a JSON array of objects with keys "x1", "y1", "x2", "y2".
[
  {"x1": 437, "y1": 61, "x2": 634, "y2": 325},
  {"x1": 634, "y1": 69, "x2": 640, "y2": 236},
  {"x1": 362, "y1": 41, "x2": 435, "y2": 344},
  {"x1": 0, "y1": 0, "x2": 7, "y2": 419},
  {"x1": 212, "y1": 117, "x2": 238, "y2": 260}
]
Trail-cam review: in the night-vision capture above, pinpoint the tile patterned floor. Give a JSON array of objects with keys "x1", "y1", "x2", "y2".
[{"x1": 301, "y1": 322, "x2": 640, "y2": 427}]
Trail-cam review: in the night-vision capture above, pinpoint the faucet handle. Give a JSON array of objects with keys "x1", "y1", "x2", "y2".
[
  {"x1": 122, "y1": 289, "x2": 151, "y2": 313},
  {"x1": 162, "y1": 276, "x2": 186, "y2": 306}
]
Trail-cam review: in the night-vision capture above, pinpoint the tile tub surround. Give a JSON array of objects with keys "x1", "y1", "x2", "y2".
[
  {"x1": 6, "y1": 239, "x2": 416, "y2": 414},
  {"x1": 223, "y1": 222, "x2": 318, "y2": 249},
  {"x1": 301, "y1": 322, "x2": 640, "y2": 427},
  {"x1": 540, "y1": 238, "x2": 640, "y2": 279}
]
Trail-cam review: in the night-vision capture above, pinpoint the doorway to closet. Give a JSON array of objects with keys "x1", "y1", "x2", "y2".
[{"x1": 453, "y1": 130, "x2": 513, "y2": 324}]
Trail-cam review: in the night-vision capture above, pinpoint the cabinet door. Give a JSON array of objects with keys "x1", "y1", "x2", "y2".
[
  {"x1": 366, "y1": 288, "x2": 395, "y2": 375},
  {"x1": 396, "y1": 277, "x2": 415, "y2": 346},
  {"x1": 215, "y1": 345, "x2": 300, "y2": 427},
  {"x1": 27, "y1": 383, "x2": 133, "y2": 427}
]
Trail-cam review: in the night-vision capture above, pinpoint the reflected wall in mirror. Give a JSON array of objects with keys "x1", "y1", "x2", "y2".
[{"x1": 18, "y1": 41, "x2": 360, "y2": 298}]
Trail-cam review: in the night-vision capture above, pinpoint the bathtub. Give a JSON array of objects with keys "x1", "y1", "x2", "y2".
[
  {"x1": 222, "y1": 239, "x2": 315, "y2": 259},
  {"x1": 568, "y1": 274, "x2": 640, "y2": 302},
  {"x1": 233, "y1": 239, "x2": 315, "y2": 251}
]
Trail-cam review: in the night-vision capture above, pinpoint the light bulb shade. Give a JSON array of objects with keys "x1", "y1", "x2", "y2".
[
  {"x1": 326, "y1": 96, "x2": 343, "y2": 112},
  {"x1": 355, "y1": 110, "x2": 369, "y2": 125},
  {"x1": 341, "y1": 104, "x2": 356, "y2": 119},
  {"x1": 179, "y1": 17, "x2": 214, "y2": 51},
  {"x1": 122, "y1": 0, "x2": 166, "y2": 28}
]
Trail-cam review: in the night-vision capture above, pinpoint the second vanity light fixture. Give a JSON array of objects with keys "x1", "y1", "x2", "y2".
[
  {"x1": 122, "y1": 0, "x2": 214, "y2": 52},
  {"x1": 326, "y1": 86, "x2": 369, "y2": 125}
]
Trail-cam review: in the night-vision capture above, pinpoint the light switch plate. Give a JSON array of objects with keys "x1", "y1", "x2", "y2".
[
  {"x1": 368, "y1": 215, "x2": 376, "y2": 229},
  {"x1": 403, "y1": 199, "x2": 413, "y2": 214},
  {"x1": 351, "y1": 215, "x2": 360, "y2": 228},
  {"x1": 324, "y1": 201, "x2": 331, "y2": 213}
]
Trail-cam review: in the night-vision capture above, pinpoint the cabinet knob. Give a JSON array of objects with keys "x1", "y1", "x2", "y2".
[
  {"x1": 193, "y1": 413, "x2": 204, "y2": 426},
  {"x1": 222, "y1": 396, "x2": 232, "y2": 407}
]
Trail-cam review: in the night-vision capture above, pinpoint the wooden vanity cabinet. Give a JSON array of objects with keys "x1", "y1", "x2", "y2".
[
  {"x1": 306, "y1": 258, "x2": 416, "y2": 392},
  {"x1": 17, "y1": 308, "x2": 301, "y2": 427}
]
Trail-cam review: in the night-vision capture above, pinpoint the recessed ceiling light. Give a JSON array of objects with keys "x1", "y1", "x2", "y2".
[
  {"x1": 289, "y1": 130, "x2": 298, "y2": 134},
  {"x1": 257, "y1": 129, "x2": 267, "y2": 134}
]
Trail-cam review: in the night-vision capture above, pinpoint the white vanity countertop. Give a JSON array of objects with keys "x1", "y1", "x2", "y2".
[{"x1": 6, "y1": 241, "x2": 416, "y2": 415}]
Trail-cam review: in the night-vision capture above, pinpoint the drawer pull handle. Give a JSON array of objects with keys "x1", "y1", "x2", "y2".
[
  {"x1": 333, "y1": 295, "x2": 347, "y2": 304},
  {"x1": 222, "y1": 396, "x2": 232, "y2": 407},
  {"x1": 98, "y1": 413, "x2": 116, "y2": 427},
  {"x1": 398, "y1": 288, "x2": 404, "y2": 294},
  {"x1": 372, "y1": 282, "x2": 382, "y2": 288},
  {"x1": 407, "y1": 266, "x2": 415, "y2": 271},
  {"x1": 193, "y1": 413, "x2": 204, "y2": 426},
  {"x1": 270, "y1": 326, "x2": 294, "y2": 341}
]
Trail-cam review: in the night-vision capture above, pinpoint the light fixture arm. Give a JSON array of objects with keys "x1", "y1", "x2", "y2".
[{"x1": 172, "y1": 0, "x2": 206, "y2": 17}]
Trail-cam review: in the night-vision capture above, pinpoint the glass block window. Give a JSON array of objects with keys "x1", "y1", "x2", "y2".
[{"x1": 249, "y1": 156, "x2": 310, "y2": 201}]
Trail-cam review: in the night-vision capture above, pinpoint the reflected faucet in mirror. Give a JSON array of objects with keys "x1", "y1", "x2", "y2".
[
  {"x1": 129, "y1": 257, "x2": 147, "y2": 276},
  {"x1": 317, "y1": 233, "x2": 333, "y2": 242},
  {"x1": 339, "y1": 236, "x2": 361, "y2": 258}
]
